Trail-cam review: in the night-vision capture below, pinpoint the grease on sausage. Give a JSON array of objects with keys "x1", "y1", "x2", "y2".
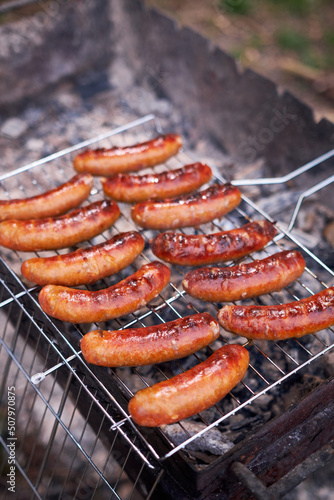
[
  {"x1": 38, "y1": 260, "x2": 171, "y2": 324},
  {"x1": 151, "y1": 220, "x2": 277, "y2": 266},
  {"x1": 0, "y1": 200, "x2": 120, "y2": 252},
  {"x1": 183, "y1": 250, "x2": 305, "y2": 302},
  {"x1": 128, "y1": 344, "x2": 249, "y2": 427},
  {"x1": 21, "y1": 231, "x2": 145, "y2": 286},
  {"x1": 81, "y1": 313, "x2": 220, "y2": 367},
  {"x1": 217, "y1": 286, "x2": 334, "y2": 340},
  {"x1": 73, "y1": 134, "x2": 183, "y2": 176},
  {"x1": 101, "y1": 163, "x2": 212, "y2": 203},
  {"x1": 131, "y1": 183, "x2": 241, "y2": 230},
  {"x1": 0, "y1": 173, "x2": 93, "y2": 222}
]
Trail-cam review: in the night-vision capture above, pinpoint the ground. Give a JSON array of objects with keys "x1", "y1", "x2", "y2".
[{"x1": 145, "y1": 0, "x2": 334, "y2": 122}]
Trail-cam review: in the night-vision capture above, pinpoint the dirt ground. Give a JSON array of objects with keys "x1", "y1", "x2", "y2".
[{"x1": 146, "y1": 0, "x2": 334, "y2": 123}]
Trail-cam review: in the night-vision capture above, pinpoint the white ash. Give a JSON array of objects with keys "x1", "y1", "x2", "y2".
[{"x1": 162, "y1": 421, "x2": 235, "y2": 456}]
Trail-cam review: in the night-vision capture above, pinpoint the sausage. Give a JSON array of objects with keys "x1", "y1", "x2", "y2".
[
  {"x1": 0, "y1": 173, "x2": 93, "y2": 222},
  {"x1": 183, "y1": 250, "x2": 305, "y2": 302},
  {"x1": 101, "y1": 163, "x2": 212, "y2": 203},
  {"x1": 128, "y1": 344, "x2": 249, "y2": 427},
  {"x1": 81, "y1": 312, "x2": 220, "y2": 367},
  {"x1": 0, "y1": 200, "x2": 120, "y2": 252},
  {"x1": 21, "y1": 231, "x2": 145, "y2": 286},
  {"x1": 131, "y1": 183, "x2": 241, "y2": 230},
  {"x1": 217, "y1": 286, "x2": 334, "y2": 340},
  {"x1": 73, "y1": 134, "x2": 183, "y2": 176},
  {"x1": 151, "y1": 220, "x2": 277, "y2": 266},
  {"x1": 38, "y1": 261, "x2": 170, "y2": 324}
]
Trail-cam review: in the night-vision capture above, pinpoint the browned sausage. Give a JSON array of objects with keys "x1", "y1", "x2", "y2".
[
  {"x1": 81, "y1": 313, "x2": 220, "y2": 367},
  {"x1": 21, "y1": 231, "x2": 145, "y2": 286},
  {"x1": 183, "y1": 250, "x2": 305, "y2": 302},
  {"x1": 0, "y1": 200, "x2": 120, "y2": 252},
  {"x1": 101, "y1": 163, "x2": 212, "y2": 203},
  {"x1": 128, "y1": 344, "x2": 249, "y2": 427},
  {"x1": 131, "y1": 183, "x2": 241, "y2": 230},
  {"x1": 0, "y1": 173, "x2": 93, "y2": 222},
  {"x1": 38, "y1": 261, "x2": 170, "y2": 324},
  {"x1": 217, "y1": 286, "x2": 334, "y2": 340},
  {"x1": 73, "y1": 134, "x2": 183, "y2": 176},
  {"x1": 151, "y1": 220, "x2": 277, "y2": 266}
]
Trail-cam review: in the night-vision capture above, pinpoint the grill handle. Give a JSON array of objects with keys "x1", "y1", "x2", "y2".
[{"x1": 231, "y1": 440, "x2": 334, "y2": 500}]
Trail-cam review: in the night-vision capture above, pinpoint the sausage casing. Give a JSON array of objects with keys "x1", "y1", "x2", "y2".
[
  {"x1": 128, "y1": 344, "x2": 249, "y2": 427},
  {"x1": 151, "y1": 220, "x2": 277, "y2": 266},
  {"x1": 0, "y1": 173, "x2": 93, "y2": 222},
  {"x1": 183, "y1": 250, "x2": 305, "y2": 302},
  {"x1": 39, "y1": 261, "x2": 171, "y2": 324},
  {"x1": 0, "y1": 200, "x2": 120, "y2": 252},
  {"x1": 21, "y1": 231, "x2": 145, "y2": 286},
  {"x1": 73, "y1": 134, "x2": 183, "y2": 176},
  {"x1": 81, "y1": 312, "x2": 220, "y2": 367},
  {"x1": 131, "y1": 183, "x2": 241, "y2": 230},
  {"x1": 101, "y1": 163, "x2": 212, "y2": 203},
  {"x1": 217, "y1": 286, "x2": 334, "y2": 340}
]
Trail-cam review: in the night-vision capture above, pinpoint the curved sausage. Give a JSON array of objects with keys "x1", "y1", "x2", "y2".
[
  {"x1": 0, "y1": 173, "x2": 93, "y2": 222},
  {"x1": 21, "y1": 231, "x2": 145, "y2": 286},
  {"x1": 131, "y1": 183, "x2": 241, "y2": 230},
  {"x1": 217, "y1": 286, "x2": 334, "y2": 340},
  {"x1": 73, "y1": 134, "x2": 183, "y2": 176},
  {"x1": 101, "y1": 163, "x2": 212, "y2": 203},
  {"x1": 151, "y1": 220, "x2": 277, "y2": 266},
  {"x1": 128, "y1": 344, "x2": 249, "y2": 427},
  {"x1": 39, "y1": 260, "x2": 171, "y2": 324},
  {"x1": 183, "y1": 250, "x2": 305, "y2": 302},
  {"x1": 0, "y1": 200, "x2": 120, "y2": 252},
  {"x1": 81, "y1": 312, "x2": 220, "y2": 367}
]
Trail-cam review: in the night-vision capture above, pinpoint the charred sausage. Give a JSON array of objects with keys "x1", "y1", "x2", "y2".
[
  {"x1": 217, "y1": 286, "x2": 334, "y2": 340},
  {"x1": 21, "y1": 231, "x2": 145, "y2": 286},
  {"x1": 73, "y1": 134, "x2": 183, "y2": 176},
  {"x1": 0, "y1": 200, "x2": 120, "y2": 252},
  {"x1": 151, "y1": 220, "x2": 277, "y2": 266},
  {"x1": 39, "y1": 261, "x2": 171, "y2": 324},
  {"x1": 0, "y1": 173, "x2": 93, "y2": 222},
  {"x1": 101, "y1": 163, "x2": 212, "y2": 203},
  {"x1": 131, "y1": 183, "x2": 241, "y2": 230},
  {"x1": 183, "y1": 250, "x2": 305, "y2": 302},
  {"x1": 128, "y1": 344, "x2": 249, "y2": 427},
  {"x1": 81, "y1": 313, "x2": 220, "y2": 367}
]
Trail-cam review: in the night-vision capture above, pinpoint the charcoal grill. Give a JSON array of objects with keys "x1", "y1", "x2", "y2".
[{"x1": 0, "y1": 1, "x2": 334, "y2": 499}]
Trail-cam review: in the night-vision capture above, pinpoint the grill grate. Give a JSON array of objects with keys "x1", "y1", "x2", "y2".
[{"x1": 0, "y1": 114, "x2": 333, "y2": 498}]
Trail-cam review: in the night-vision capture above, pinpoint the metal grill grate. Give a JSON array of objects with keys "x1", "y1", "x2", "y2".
[{"x1": 0, "y1": 114, "x2": 333, "y2": 498}]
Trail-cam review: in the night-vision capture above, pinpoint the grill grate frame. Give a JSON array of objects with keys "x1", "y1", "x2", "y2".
[{"x1": 0, "y1": 114, "x2": 333, "y2": 498}]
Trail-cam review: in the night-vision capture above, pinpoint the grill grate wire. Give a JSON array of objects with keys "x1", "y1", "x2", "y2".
[{"x1": 0, "y1": 114, "x2": 333, "y2": 498}]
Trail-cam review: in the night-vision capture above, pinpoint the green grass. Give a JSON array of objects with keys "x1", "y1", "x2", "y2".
[{"x1": 217, "y1": 0, "x2": 252, "y2": 15}]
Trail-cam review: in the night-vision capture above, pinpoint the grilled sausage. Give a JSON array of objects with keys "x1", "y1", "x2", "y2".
[
  {"x1": 217, "y1": 286, "x2": 334, "y2": 340},
  {"x1": 0, "y1": 200, "x2": 120, "y2": 252},
  {"x1": 73, "y1": 134, "x2": 183, "y2": 176},
  {"x1": 0, "y1": 173, "x2": 93, "y2": 222},
  {"x1": 101, "y1": 163, "x2": 212, "y2": 203},
  {"x1": 39, "y1": 261, "x2": 170, "y2": 324},
  {"x1": 128, "y1": 344, "x2": 249, "y2": 427},
  {"x1": 151, "y1": 220, "x2": 277, "y2": 266},
  {"x1": 81, "y1": 313, "x2": 220, "y2": 367},
  {"x1": 131, "y1": 183, "x2": 241, "y2": 230},
  {"x1": 21, "y1": 231, "x2": 145, "y2": 286},
  {"x1": 183, "y1": 250, "x2": 305, "y2": 302}
]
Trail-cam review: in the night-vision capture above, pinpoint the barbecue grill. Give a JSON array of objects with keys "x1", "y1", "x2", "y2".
[{"x1": 1, "y1": 1, "x2": 334, "y2": 499}]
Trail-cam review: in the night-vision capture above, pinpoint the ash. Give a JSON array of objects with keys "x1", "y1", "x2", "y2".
[{"x1": 0, "y1": 68, "x2": 333, "y2": 499}]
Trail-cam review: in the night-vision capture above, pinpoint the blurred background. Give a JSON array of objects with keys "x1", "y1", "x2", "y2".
[{"x1": 145, "y1": 0, "x2": 334, "y2": 122}]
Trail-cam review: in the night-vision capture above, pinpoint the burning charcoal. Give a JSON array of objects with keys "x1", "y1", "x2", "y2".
[{"x1": 163, "y1": 421, "x2": 235, "y2": 456}]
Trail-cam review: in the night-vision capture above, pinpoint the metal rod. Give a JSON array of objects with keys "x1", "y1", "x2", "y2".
[{"x1": 231, "y1": 148, "x2": 334, "y2": 186}]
